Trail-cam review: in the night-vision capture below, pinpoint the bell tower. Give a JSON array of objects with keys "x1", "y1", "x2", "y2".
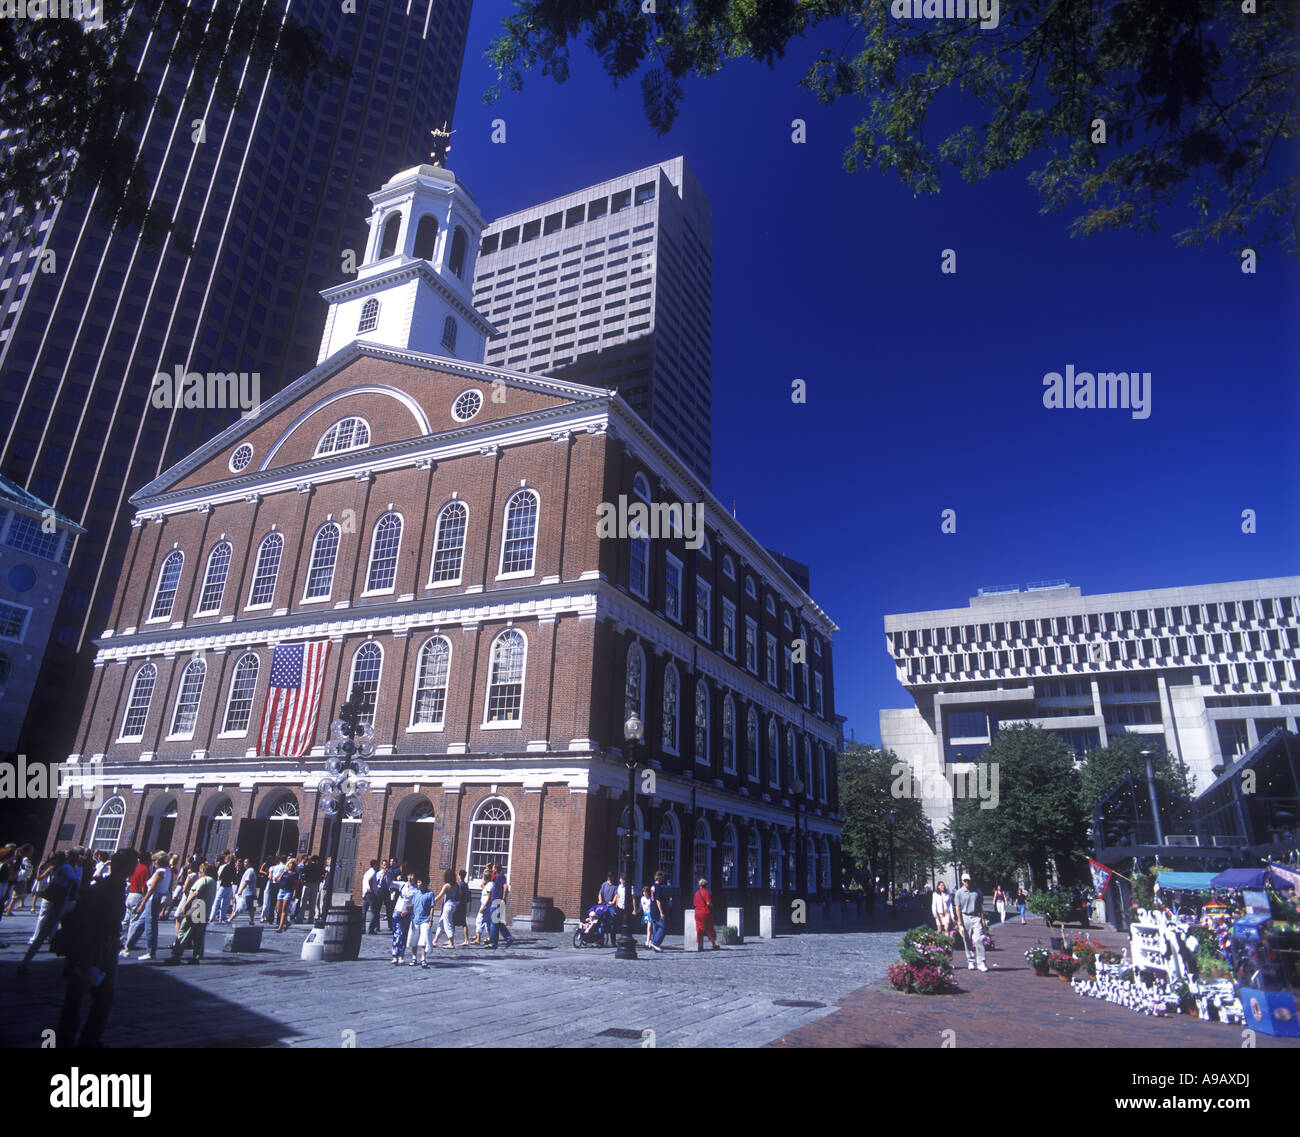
[{"x1": 317, "y1": 134, "x2": 494, "y2": 363}]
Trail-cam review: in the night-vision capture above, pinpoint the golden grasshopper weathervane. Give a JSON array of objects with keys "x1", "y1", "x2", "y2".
[{"x1": 429, "y1": 123, "x2": 455, "y2": 168}]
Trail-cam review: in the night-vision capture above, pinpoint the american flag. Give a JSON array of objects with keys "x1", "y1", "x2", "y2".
[{"x1": 257, "y1": 641, "x2": 331, "y2": 758}]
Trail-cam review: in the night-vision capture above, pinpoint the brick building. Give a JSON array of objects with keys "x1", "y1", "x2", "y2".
[{"x1": 46, "y1": 163, "x2": 841, "y2": 928}]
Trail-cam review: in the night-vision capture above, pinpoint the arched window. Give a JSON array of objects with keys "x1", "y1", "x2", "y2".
[
  {"x1": 378, "y1": 213, "x2": 401, "y2": 258},
  {"x1": 657, "y1": 812, "x2": 679, "y2": 883},
  {"x1": 364, "y1": 512, "x2": 403, "y2": 593},
  {"x1": 247, "y1": 532, "x2": 283, "y2": 607},
  {"x1": 746, "y1": 830, "x2": 761, "y2": 887},
  {"x1": 348, "y1": 642, "x2": 383, "y2": 725},
  {"x1": 786, "y1": 727, "x2": 797, "y2": 789},
  {"x1": 767, "y1": 719, "x2": 779, "y2": 787},
  {"x1": 222, "y1": 653, "x2": 260, "y2": 733},
  {"x1": 694, "y1": 680, "x2": 710, "y2": 765},
  {"x1": 820, "y1": 838, "x2": 832, "y2": 889},
  {"x1": 624, "y1": 642, "x2": 645, "y2": 724},
  {"x1": 441, "y1": 315, "x2": 458, "y2": 352},
  {"x1": 120, "y1": 663, "x2": 157, "y2": 740},
  {"x1": 316, "y1": 417, "x2": 370, "y2": 456},
  {"x1": 150, "y1": 550, "x2": 184, "y2": 620},
  {"x1": 766, "y1": 595, "x2": 776, "y2": 617},
  {"x1": 303, "y1": 523, "x2": 341, "y2": 599},
  {"x1": 632, "y1": 472, "x2": 651, "y2": 501},
  {"x1": 721, "y1": 824, "x2": 738, "y2": 887},
  {"x1": 0, "y1": 654, "x2": 9, "y2": 691},
  {"x1": 629, "y1": 529, "x2": 649, "y2": 599},
  {"x1": 746, "y1": 708, "x2": 758, "y2": 781},
  {"x1": 89, "y1": 796, "x2": 126, "y2": 853},
  {"x1": 429, "y1": 501, "x2": 468, "y2": 585},
  {"x1": 722, "y1": 696, "x2": 736, "y2": 773},
  {"x1": 745, "y1": 576, "x2": 757, "y2": 599},
  {"x1": 196, "y1": 542, "x2": 232, "y2": 614},
  {"x1": 499, "y1": 489, "x2": 538, "y2": 576},
  {"x1": 818, "y1": 744, "x2": 828, "y2": 802},
  {"x1": 768, "y1": 832, "x2": 784, "y2": 891},
  {"x1": 723, "y1": 555, "x2": 735, "y2": 580},
  {"x1": 803, "y1": 737, "x2": 813, "y2": 793},
  {"x1": 485, "y1": 628, "x2": 526, "y2": 723},
  {"x1": 662, "y1": 662, "x2": 679, "y2": 754},
  {"x1": 449, "y1": 226, "x2": 468, "y2": 278},
  {"x1": 169, "y1": 658, "x2": 206, "y2": 736},
  {"x1": 411, "y1": 636, "x2": 451, "y2": 726},
  {"x1": 413, "y1": 214, "x2": 438, "y2": 260},
  {"x1": 783, "y1": 610, "x2": 793, "y2": 631},
  {"x1": 468, "y1": 797, "x2": 513, "y2": 881},
  {"x1": 358, "y1": 297, "x2": 380, "y2": 334},
  {"x1": 807, "y1": 837, "x2": 818, "y2": 894},
  {"x1": 693, "y1": 818, "x2": 711, "y2": 884}
]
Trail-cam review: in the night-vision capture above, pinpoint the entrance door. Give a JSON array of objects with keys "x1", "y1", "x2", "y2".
[{"x1": 401, "y1": 823, "x2": 434, "y2": 884}]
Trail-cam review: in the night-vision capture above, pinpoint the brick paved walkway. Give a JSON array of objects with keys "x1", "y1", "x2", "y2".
[{"x1": 766, "y1": 917, "x2": 1300, "y2": 1049}]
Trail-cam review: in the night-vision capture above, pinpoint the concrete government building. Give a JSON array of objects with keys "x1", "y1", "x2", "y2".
[
  {"x1": 879, "y1": 578, "x2": 1300, "y2": 829},
  {"x1": 45, "y1": 161, "x2": 841, "y2": 929}
]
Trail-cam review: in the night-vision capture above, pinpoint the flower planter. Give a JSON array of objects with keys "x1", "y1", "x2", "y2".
[{"x1": 1033, "y1": 963, "x2": 1052, "y2": 977}]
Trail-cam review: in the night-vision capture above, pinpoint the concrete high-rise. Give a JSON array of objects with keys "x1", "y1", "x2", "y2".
[
  {"x1": 471, "y1": 157, "x2": 713, "y2": 485},
  {"x1": 0, "y1": 0, "x2": 472, "y2": 769},
  {"x1": 879, "y1": 577, "x2": 1300, "y2": 829}
]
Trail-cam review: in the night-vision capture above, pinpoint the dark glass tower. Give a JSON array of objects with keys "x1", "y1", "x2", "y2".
[{"x1": 0, "y1": 0, "x2": 473, "y2": 767}]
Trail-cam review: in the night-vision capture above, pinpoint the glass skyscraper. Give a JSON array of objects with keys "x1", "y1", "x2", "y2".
[{"x1": 0, "y1": 0, "x2": 472, "y2": 766}]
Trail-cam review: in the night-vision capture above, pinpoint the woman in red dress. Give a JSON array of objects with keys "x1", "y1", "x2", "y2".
[{"x1": 693, "y1": 878, "x2": 718, "y2": 950}]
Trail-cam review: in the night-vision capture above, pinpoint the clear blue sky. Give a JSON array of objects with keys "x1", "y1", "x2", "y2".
[{"x1": 449, "y1": 3, "x2": 1300, "y2": 745}]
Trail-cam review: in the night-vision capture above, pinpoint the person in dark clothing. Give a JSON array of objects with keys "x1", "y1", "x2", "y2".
[{"x1": 57, "y1": 848, "x2": 139, "y2": 1048}]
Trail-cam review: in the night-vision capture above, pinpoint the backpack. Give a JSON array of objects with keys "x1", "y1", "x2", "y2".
[{"x1": 457, "y1": 881, "x2": 471, "y2": 905}]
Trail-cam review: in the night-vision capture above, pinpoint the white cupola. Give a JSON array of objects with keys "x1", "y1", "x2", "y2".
[{"x1": 317, "y1": 162, "x2": 495, "y2": 364}]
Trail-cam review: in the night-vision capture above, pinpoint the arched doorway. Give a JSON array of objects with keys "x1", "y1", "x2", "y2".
[
  {"x1": 391, "y1": 795, "x2": 439, "y2": 883},
  {"x1": 236, "y1": 791, "x2": 299, "y2": 865},
  {"x1": 201, "y1": 798, "x2": 234, "y2": 861},
  {"x1": 144, "y1": 796, "x2": 178, "y2": 854}
]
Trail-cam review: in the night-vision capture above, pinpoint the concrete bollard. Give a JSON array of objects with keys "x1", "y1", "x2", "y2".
[
  {"x1": 684, "y1": 910, "x2": 698, "y2": 951},
  {"x1": 758, "y1": 905, "x2": 775, "y2": 939},
  {"x1": 727, "y1": 907, "x2": 744, "y2": 943}
]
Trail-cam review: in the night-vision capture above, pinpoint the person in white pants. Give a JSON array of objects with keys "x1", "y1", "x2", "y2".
[{"x1": 953, "y1": 872, "x2": 987, "y2": 971}]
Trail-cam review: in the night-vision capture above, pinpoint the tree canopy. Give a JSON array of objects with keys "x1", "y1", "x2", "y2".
[
  {"x1": 1079, "y1": 731, "x2": 1195, "y2": 815},
  {"x1": 838, "y1": 743, "x2": 935, "y2": 886},
  {"x1": 487, "y1": 0, "x2": 1300, "y2": 254}
]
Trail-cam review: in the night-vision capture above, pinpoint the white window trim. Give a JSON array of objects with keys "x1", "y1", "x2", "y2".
[
  {"x1": 768, "y1": 722, "x2": 780, "y2": 788},
  {"x1": 695, "y1": 578, "x2": 712, "y2": 642},
  {"x1": 194, "y1": 543, "x2": 232, "y2": 616},
  {"x1": 765, "y1": 633, "x2": 778, "y2": 685},
  {"x1": 722, "y1": 696, "x2": 737, "y2": 774},
  {"x1": 427, "y1": 502, "x2": 469, "y2": 589},
  {"x1": 496, "y1": 489, "x2": 540, "y2": 581},
  {"x1": 722, "y1": 555, "x2": 735, "y2": 580},
  {"x1": 315, "y1": 416, "x2": 372, "y2": 458},
  {"x1": 629, "y1": 535, "x2": 650, "y2": 601},
  {"x1": 149, "y1": 552, "x2": 184, "y2": 622},
  {"x1": 747, "y1": 711, "x2": 760, "y2": 782},
  {"x1": 409, "y1": 636, "x2": 452, "y2": 730},
  {"x1": 745, "y1": 617, "x2": 759, "y2": 674},
  {"x1": 302, "y1": 524, "x2": 341, "y2": 602},
  {"x1": 694, "y1": 680, "x2": 710, "y2": 765},
  {"x1": 245, "y1": 534, "x2": 284, "y2": 610},
  {"x1": 363, "y1": 513, "x2": 404, "y2": 595},
  {"x1": 662, "y1": 662, "x2": 680, "y2": 757},
  {"x1": 117, "y1": 665, "x2": 156, "y2": 743},
  {"x1": 663, "y1": 553, "x2": 683, "y2": 624},
  {"x1": 721, "y1": 598, "x2": 737, "y2": 660},
  {"x1": 482, "y1": 628, "x2": 528, "y2": 727}
]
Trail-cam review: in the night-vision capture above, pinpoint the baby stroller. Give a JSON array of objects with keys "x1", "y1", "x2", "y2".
[{"x1": 573, "y1": 903, "x2": 616, "y2": 948}]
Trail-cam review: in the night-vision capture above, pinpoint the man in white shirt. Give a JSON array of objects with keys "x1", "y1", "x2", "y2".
[
  {"x1": 361, "y1": 860, "x2": 382, "y2": 933},
  {"x1": 233, "y1": 859, "x2": 259, "y2": 925},
  {"x1": 953, "y1": 873, "x2": 987, "y2": 972}
]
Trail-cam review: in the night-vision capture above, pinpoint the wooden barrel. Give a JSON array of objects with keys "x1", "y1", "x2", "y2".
[
  {"x1": 322, "y1": 902, "x2": 363, "y2": 961},
  {"x1": 530, "y1": 896, "x2": 552, "y2": 932}
]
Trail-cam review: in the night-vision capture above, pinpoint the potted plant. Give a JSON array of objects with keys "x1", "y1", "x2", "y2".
[
  {"x1": 1049, "y1": 950, "x2": 1080, "y2": 980},
  {"x1": 1024, "y1": 945, "x2": 1052, "y2": 976},
  {"x1": 1170, "y1": 977, "x2": 1197, "y2": 1016},
  {"x1": 1028, "y1": 890, "x2": 1073, "y2": 948},
  {"x1": 716, "y1": 924, "x2": 739, "y2": 946},
  {"x1": 1071, "y1": 938, "x2": 1098, "y2": 976}
]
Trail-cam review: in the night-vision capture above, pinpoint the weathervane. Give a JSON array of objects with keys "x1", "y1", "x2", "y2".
[{"x1": 429, "y1": 122, "x2": 455, "y2": 168}]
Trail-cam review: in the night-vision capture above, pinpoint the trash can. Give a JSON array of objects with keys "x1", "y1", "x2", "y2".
[
  {"x1": 530, "y1": 896, "x2": 552, "y2": 932},
  {"x1": 322, "y1": 902, "x2": 364, "y2": 961}
]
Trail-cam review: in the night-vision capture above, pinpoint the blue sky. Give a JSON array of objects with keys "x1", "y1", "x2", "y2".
[{"x1": 449, "y1": 3, "x2": 1300, "y2": 744}]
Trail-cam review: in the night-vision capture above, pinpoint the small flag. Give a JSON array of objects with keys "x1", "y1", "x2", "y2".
[
  {"x1": 1088, "y1": 857, "x2": 1114, "y2": 898},
  {"x1": 257, "y1": 641, "x2": 331, "y2": 758}
]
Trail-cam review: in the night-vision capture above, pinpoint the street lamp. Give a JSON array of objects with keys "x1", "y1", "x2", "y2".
[
  {"x1": 615, "y1": 711, "x2": 643, "y2": 960},
  {"x1": 317, "y1": 685, "x2": 375, "y2": 930},
  {"x1": 792, "y1": 777, "x2": 806, "y2": 899},
  {"x1": 886, "y1": 810, "x2": 896, "y2": 921}
]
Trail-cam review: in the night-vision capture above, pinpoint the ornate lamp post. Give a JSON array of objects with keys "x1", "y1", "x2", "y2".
[
  {"x1": 615, "y1": 711, "x2": 642, "y2": 960},
  {"x1": 887, "y1": 810, "x2": 897, "y2": 921},
  {"x1": 317, "y1": 685, "x2": 375, "y2": 927}
]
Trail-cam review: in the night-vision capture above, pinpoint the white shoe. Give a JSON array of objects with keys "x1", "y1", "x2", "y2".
[
  {"x1": 968, "y1": 963, "x2": 975, "y2": 970},
  {"x1": 138, "y1": 953, "x2": 154, "y2": 961},
  {"x1": 977, "y1": 964, "x2": 988, "y2": 972}
]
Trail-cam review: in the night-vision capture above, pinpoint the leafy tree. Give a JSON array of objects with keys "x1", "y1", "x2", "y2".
[
  {"x1": 949, "y1": 725, "x2": 1087, "y2": 889},
  {"x1": 487, "y1": 0, "x2": 1300, "y2": 254},
  {"x1": 0, "y1": 1, "x2": 349, "y2": 244},
  {"x1": 1080, "y1": 732, "x2": 1195, "y2": 815},
  {"x1": 837, "y1": 744, "x2": 934, "y2": 893}
]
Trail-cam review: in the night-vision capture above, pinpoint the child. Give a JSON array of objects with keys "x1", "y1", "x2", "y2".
[
  {"x1": 640, "y1": 886, "x2": 653, "y2": 948},
  {"x1": 391, "y1": 875, "x2": 417, "y2": 965}
]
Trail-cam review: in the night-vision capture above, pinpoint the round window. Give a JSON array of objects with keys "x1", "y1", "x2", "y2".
[
  {"x1": 229, "y1": 443, "x2": 254, "y2": 473},
  {"x1": 452, "y1": 389, "x2": 483, "y2": 422}
]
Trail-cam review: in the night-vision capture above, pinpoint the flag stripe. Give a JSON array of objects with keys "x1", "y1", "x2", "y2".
[{"x1": 257, "y1": 641, "x2": 330, "y2": 758}]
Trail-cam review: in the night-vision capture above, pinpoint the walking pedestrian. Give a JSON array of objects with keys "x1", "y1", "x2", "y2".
[
  {"x1": 932, "y1": 880, "x2": 954, "y2": 935},
  {"x1": 275, "y1": 859, "x2": 300, "y2": 932},
  {"x1": 1016, "y1": 886, "x2": 1028, "y2": 924},
  {"x1": 485, "y1": 864, "x2": 515, "y2": 949},
  {"x1": 361, "y1": 860, "x2": 383, "y2": 934},
  {"x1": 408, "y1": 878, "x2": 436, "y2": 967},
  {"x1": 260, "y1": 855, "x2": 284, "y2": 924},
  {"x1": 380, "y1": 859, "x2": 399, "y2": 930},
  {"x1": 212, "y1": 855, "x2": 238, "y2": 924},
  {"x1": 648, "y1": 871, "x2": 668, "y2": 952},
  {"x1": 18, "y1": 849, "x2": 83, "y2": 974},
  {"x1": 454, "y1": 869, "x2": 472, "y2": 946},
  {"x1": 693, "y1": 878, "x2": 718, "y2": 950},
  {"x1": 122, "y1": 852, "x2": 172, "y2": 960},
  {"x1": 231, "y1": 858, "x2": 258, "y2": 924},
  {"x1": 430, "y1": 871, "x2": 458, "y2": 950},
  {"x1": 640, "y1": 886, "x2": 653, "y2": 947},
  {"x1": 472, "y1": 865, "x2": 494, "y2": 944},
  {"x1": 954, "y1": 872, "x2": 987, "y2": 972},
  {"x1": 56, "y1": 848, "x2": 139, "y2": 1048},
  {"x1": 994, "y1": 884, "x2": 1008, "y2": 925},
  {"x1": 0, "y1": 845, "x2": 15, "y2": 925},
  {"x1": 164, "y1": 862, "x2": 216, "y2": 964},
  {"x1": 121, "y1": 856, "x2": 150, "y2": 943},
  {"x1": 391, "y1": 873, "x2": 417, "y2": 964},
  {"x1": 5, "y1": 845, "x2": 34, "y2": 915}
]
